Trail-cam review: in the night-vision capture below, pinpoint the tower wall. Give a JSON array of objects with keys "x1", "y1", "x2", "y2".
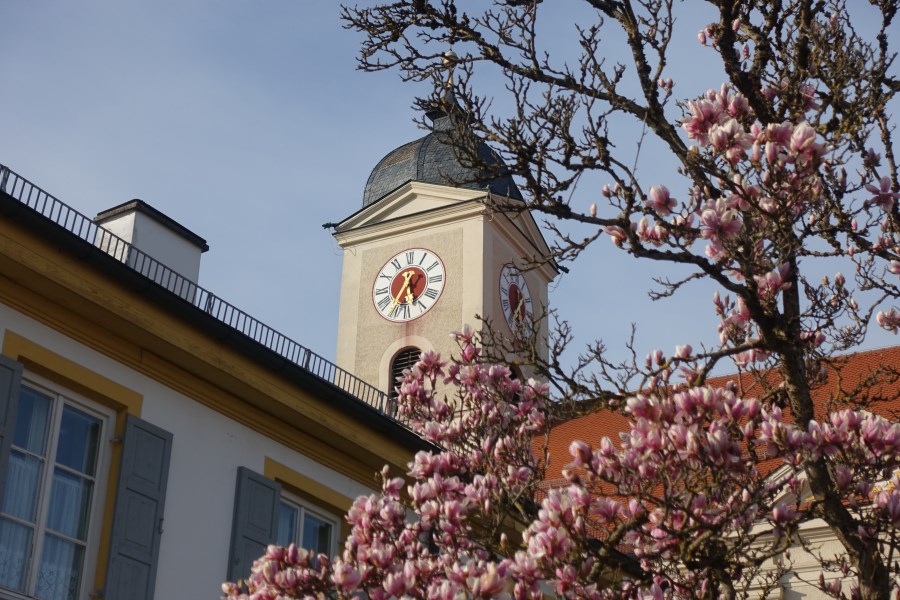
[{"x1": 333, "y1": 182, "x2": 556, "y2": 395}]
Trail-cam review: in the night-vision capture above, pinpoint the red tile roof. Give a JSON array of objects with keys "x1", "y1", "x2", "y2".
[{"x1": 541, "y1": 346, "x2": 900, "y2": 483}]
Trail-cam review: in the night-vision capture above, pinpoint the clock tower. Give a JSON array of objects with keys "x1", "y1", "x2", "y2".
[{"x1": 331, "y1": 101, "x2": 558, "y2": 395}]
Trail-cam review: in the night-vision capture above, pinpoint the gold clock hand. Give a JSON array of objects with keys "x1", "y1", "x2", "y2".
[
  {"x1": 513, "y1": 295, "x2": 526, "y2": 322},
  {"x1": 403, "y1": 273, "x2": 416, "y2": 305},
  {"x1": 389, "y1": 270, "x2": 415, "y2": 311}
]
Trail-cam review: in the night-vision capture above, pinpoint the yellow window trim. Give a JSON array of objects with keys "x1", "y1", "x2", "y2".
[
  {"x1": 2, "y1": 330, "x2": 143, "y2": 418},
  {"x1": 2, "y1": 330, "x2": 143, "y2": 597},
  {"x1": 264, "y1": 457, "x2": 357, "y2": 541}
]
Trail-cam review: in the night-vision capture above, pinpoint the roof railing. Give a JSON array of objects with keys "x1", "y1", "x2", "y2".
[{"x1": 0, "y1": 164, "x2": 401, "y2": 423}]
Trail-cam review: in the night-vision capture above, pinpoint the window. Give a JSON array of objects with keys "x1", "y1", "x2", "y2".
[
  {"x1": 0, "y1": 378, "x2": 112, "y2": 600},
  {"x1": 276, "y1": 494, "x2": 338, "y2": 558},
  {"x1": 390, "y1": 346, "x2": 421, "y2": 395}
]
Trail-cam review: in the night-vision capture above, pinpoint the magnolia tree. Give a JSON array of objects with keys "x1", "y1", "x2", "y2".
[
  {"x1": 222, "y1": 333, "x2": 900, "y2": 599},
  {"x1": 224, "y1": 1, "x2": 900, "y2": 598}
]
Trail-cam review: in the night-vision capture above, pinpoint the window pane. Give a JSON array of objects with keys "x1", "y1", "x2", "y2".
[
  {"x1": 13, "y1": 386, "x2": 52, "y2": 455},
  {"x1": 35, "y1": 534, "x2": 84, "y2": 600},
  {"x1": 46, "y1": 470, "x2": 93, "y2": 541},
  {"x1": 276, "y1": 502, "x2": 297, "y2": 548},
  {"x1": 55, "y1": 406, "x2": 101, "y2": 476},
  {"x1": 2, "y1": 450, "x2": 43, "y2": 522},
  {"x1": 0, "y1": 518, "x2": 32, "y2": 593},
  {"x1": 302, "y1": 512, "x2": 333, "y2": 556}
]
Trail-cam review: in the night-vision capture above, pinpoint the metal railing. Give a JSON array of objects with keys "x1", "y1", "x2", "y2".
[{"x1": 0, "y1": 164, "x2": 399, "y2": 421}]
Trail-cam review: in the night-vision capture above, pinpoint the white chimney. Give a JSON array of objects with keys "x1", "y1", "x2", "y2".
[{"x1": 94, "y1": 199, "x2": 208, "y2": 301}]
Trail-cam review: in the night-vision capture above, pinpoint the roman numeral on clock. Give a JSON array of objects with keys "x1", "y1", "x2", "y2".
[
  {"x1": 390, "y1": 304, "x2": 410, "y2": 320},
  {"x1": 423, "y1": 288, "x2": 438, "y2": 300}
]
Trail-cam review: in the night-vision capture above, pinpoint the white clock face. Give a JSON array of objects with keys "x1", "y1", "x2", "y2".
[
  {"x1": 373, "y1": 248, "x2": 446, "y2": 322},
  {"x1": 500, "y1": 264, "x2": 533, "y2": 333}
]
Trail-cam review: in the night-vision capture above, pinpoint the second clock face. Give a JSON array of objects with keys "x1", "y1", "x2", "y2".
[
  {"x1": 373, "y1": 248, "x2": 446, "y2": 322},
  {"x1": 500, "y1": 264, "x2": 533, "y2": 333}
]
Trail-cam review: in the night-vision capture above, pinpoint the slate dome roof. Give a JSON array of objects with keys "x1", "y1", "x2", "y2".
[{"x1": 362, "y1": 109, "x2": 523, "y2": 207}]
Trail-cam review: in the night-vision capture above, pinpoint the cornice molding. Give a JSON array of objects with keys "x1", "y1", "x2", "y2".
[
  {"x1": 334, "y1": 198, "x2": 488, "y2": 247},
  {"x1": 337, "y1": 181, "x2": 487, "y2": 233}
]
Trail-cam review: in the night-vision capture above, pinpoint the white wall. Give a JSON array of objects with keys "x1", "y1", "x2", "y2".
[{"x1": 0, "y1": 305, "x2": 377, "y2": 598}]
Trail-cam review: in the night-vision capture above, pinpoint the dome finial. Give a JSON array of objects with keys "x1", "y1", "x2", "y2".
[
  {"x1": 442, "y1": 50, "x2": 458, "y2": 87},
  {"x1": 426, "y1": 50, "x2": 462, "y2": 127},
  {"x1": 361, "y1": 48, "x2": 523, "y2": 206}
]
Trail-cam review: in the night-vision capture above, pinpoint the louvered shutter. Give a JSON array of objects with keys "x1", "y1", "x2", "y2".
[
  {"x1": 0, "y1": 356, "x2": 22, "y2": 504},
  {"x1": 104, "y1": 414, "x2": 173, "y2": 600},
  {"x1": 227, "y1": 467, "x2": 281, "y2": 582}
]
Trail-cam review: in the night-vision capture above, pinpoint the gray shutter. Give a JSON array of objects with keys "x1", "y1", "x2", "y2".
[
  {"x1": 105, "y1": 414, "x2": 173, "y2": 600},
  {"x1": 227, "y1": 467, "x2": 281, "y2": 582},
  {"x1": 0, "y1": 356, "x2": 22, "y2": 504}
]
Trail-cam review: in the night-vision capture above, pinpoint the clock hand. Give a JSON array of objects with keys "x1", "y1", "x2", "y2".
[
  {"x1": 513, "y1": 295, "x2": 526, "y2": 322},
  {"x1": 404, "y1": 273, "x2": 421, "y2": 304},
  {"x1": 389, "y1": 270, "x2": 415, "y2": 311}
]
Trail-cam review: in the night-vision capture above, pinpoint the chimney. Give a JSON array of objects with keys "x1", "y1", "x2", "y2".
[{"x1": 94, "y1": 199, "x2": 209, "y2": 301}]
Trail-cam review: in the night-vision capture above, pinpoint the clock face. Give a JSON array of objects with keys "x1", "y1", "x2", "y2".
[
  {"x1": 373, "y1": 248, "x2": 446, "y2": 322},
  {"x1": 500, "y1": 264, "x2": 533, "y2": 333}
]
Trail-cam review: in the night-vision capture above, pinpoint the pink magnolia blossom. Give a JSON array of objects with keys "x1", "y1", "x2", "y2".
[
  {"x1": 708, "y1": 118, "x2": 752, "y2": 163},
  {"x1": 603, "y1": 225, "x2": 628, "y2": 247},
  {"x1": 634, "y1": 217, "x2": 669, "y2": 246},
  {"x1": 865, "y1": 176, "x2": 900, "y2": 211},
  {"x1": 699, "y1": 198, "x2": 743, "y2": 247},
  {"x1": 683, "y1": 99, "x2": 724, "y2": 145},
  {"x1": 874, "y1": 489, "x2": 900, "y2": 526},
  {"x1": 754, "y1": 263, "x2": 792, "y2": 302},
  {"x1": 876, "y1": 307, "x2": 900, "y2": 333},
  {"x1": 788, "y1": 122, "x2": 824, "y2": 168},
  {"x1": 673, "y1": 344, "x2": 692, "y2": 359},
  {"x1": 646, "y1": 185, "x2": 676, "y2": 216},
  {"x1": 800, "y1": 84, "x2": 820, "y2": 111}
]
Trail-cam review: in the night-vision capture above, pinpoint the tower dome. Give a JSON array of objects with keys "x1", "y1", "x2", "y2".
[{"x1": 362, "y1": 108, "x2": 523, "y2": 207}]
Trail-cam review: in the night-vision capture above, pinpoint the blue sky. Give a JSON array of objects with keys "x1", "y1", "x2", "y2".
[{"x1": 2, "y1": 1, "x2": 896, "y2": 374}]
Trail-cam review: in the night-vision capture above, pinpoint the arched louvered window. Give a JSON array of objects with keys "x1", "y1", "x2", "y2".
[
  {"x1": 509, "y1": 367, "x2": 523, "y2": 402},
  {"x1": 390, "y1": 347, "x2": 422, "y2": 398},
  {"x1": 388, "y1": 347, "x2": 421, "y2": 416}
]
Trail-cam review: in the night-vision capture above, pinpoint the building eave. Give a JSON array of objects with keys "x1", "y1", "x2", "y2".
[{"x1": 0, "y1": 187, "x2": 436, "y2": 467}]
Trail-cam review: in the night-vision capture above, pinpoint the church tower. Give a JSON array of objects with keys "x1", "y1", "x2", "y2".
[{"x1": 332, "y1": 99, "x2": 558, "y2": 395}]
